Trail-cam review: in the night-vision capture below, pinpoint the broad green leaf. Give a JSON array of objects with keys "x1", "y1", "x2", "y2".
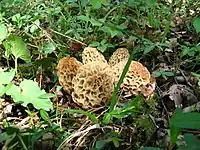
[
  {"x1": 0, "y1": 23, "x2": 8, "y2": 43},
  {"x1": 77, "y1": 15, "x2": 90, "y2": 22},
  {"x1": 193, "y1": 18, "x2": 200, "y2": 33},
  {"x1": 182, "y1": 134, "x2": 200, "y2": 149},
  {"x1": 95, "y1": 141, "x2": 106, "y2": 149},
  {"x1": 7, "y1": 80, "x2": 53, "y2": 111},
  {"x1": 0, "y1": 69, "x2": 15, "y2": 85},
  {"x1": 90, "y1": 0, "x2": 101, "y2": 9},
  {"x1": 42, "y1": 42, "x2": 56, "y2": 54},
  {"x1": 4, "y1": 35, "x2": 31, "y2": 63},
  {"x1": 90, "y1": 18, "x2": 102, "y2": 26}
]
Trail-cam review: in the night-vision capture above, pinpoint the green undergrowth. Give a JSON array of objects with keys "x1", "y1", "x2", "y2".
[{"x1": 0, "y1": 0, "x2": 200, "y2": 149}]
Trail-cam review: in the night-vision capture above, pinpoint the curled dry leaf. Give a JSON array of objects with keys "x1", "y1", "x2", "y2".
[
  {"x1": 162, "y1": 84, "x2": 198, "y2": 108},
  {"x1": 82, "y1": 47, "x2": 107, "y2": 64},
  {"x1": 72, "y1": 61, "x2": 114, "y2": 109},
  {"x1": 57, "y1": 57, "x2": 82, "y2": 94}
]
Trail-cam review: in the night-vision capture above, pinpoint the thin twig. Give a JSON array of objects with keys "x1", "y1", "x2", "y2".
[{"x1": 50, "y1": 29, "x2": 87, "y2": 46}]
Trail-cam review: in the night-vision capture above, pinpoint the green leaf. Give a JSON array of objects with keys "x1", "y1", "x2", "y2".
[
  {"x1": 164, "y1": 71, "x2": 174, "y2": 77},
  {"x1": 170, "y1": 111, "x2": 200, "y2": 129},
  {"x1": 152, "y1": 71, "x2": 161, "y2": 78},
  {"x1": 0, "y1": 69, "x2": 15, "y2": 85},
  {"x1": 7, "y1": 79, "x2": 53, "y2": 111},
  {"x1": 144, "y1": 44, "x2": 155, "y2": 54},
  {"x1": 4, "y1": 35, "x2": 31, "y2": 63},
  {"x1": 30, "y1": 19, "x2": 40, "y2": 33},
  {"x1": 95, "y1": 140, "x2": 106, "y2": 149},
  {"x1": 0, "y1": 23, "x2": 8, "y2": 43},
  {"x1": 90, "y1": 18, "x2": 102, "y2": 26},
  {"x1": 40, "y1": 109, "x2": 52, "y2": 125},
  {"x1": 39, "y1": 93, "x2": 56, "y2": 99},
  {"x1": 98, "y1": 44, "x2": 107, "y2": 52},
  {"x1": 0, "y1": 82, "x2": 14, "y2": 97},
  {"x1": 183, "y1": 134, "x2": 200, "y2": 149},
  {"x1": 12, "y1": 13, "x2": 21, "y2": 22},
  {"x1": 89, "y1": 41, "x2": 100, "y2": 47},
  {"x1": 77, "y1": 15, "x2": 90, "y2": 22},
  {"x1": 102, "y1": 113, "x2": 111, "y2": 125},
  {"x1": 90, "y1": 0, "x2": 102, "y2": 9},
  {"x1": 42, "y1": 42, "x2": 56, "y2": 54},
  {"x1": 112, "y1": 138, "x2": 120, "y2": 147},
  {"x1": 193, "y1": 18, "x2": 200, "y2": 33}
]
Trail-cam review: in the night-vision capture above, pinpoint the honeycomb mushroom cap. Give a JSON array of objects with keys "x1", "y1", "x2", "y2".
[
  {"x1": 112, "y1": 60, "x2": 154, "y2": 98},
  {"x1": 82, "y1": 47, "x2": 107, "y2": 64},
  {"x1": 109, "y1": 48, "x2": 130, "y2": 66},
  {"x1": 57, "y1": 57, "x2": 82, "y2": 94},
  {"x1": 72, "y1": 61, "x2": 114, "y2": 109}
]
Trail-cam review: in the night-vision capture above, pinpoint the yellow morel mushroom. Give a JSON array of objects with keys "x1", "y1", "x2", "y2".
[
  {"x1": 112, "y1": 60, "x2": 155, "y2": 98},
  {"x1": 72, "y1": 61, "x2": 114, "y2": 109},
  {"x1": 109, "y1": 48, "x2": 130, "y2": 66},
  {"x1": 82, "y1": 47, "x2": 107, "y2": 64},
  {"x1": 57, "y1": 57, "x2": 82, "y2": 94}
]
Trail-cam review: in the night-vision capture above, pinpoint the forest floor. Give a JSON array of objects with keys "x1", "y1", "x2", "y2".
[{"x1": 0, "y1": 0, "x2": 200, "y2": 150}]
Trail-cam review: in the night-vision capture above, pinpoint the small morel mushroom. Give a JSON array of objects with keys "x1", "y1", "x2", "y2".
[
  {"x1": 109, "y1": 48, "x2": 130, "y2": 66},
  {"x1": 82, "y1": 47, "x2": 107, "y2": 64},
  {"x1": 112, "y1": 60, "x2": 155, "y2": 98},
  {"x1": 57, "y1": 57, "x2": 82, "y2": 94},
  {"x1": 72, "y1": 61, "x2": 114, "y2": 109}
]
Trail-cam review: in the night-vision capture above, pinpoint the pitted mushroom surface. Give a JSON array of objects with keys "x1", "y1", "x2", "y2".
[
  {"x1": 112, "y1": 60, "x2": 155, "y2": 98},
  {"x1": 57, "y1": 57, "x2": 82, "y2": 94},
  {"x1": 72, "y1": 61, "x2": 114, "y2": 109},
  {"x1": 109, "y1": 48, "x2": 130, "y2": 66},
  {"x1": 82, "y1": 47, "x2": 107, "y2": 64}
]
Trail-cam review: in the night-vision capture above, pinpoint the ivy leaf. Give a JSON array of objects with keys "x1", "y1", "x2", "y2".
[
  {"x1": 193, "y1": 18, "x2": 200, "y2": 33},
  {"x1": 3, "y1": 35, "x2": 31, "y2": 63},
  {"x1": 7, "y1": 80, "x2": 53, "y2": 111},
  {"x1": 0, "y1": 23, "x2": 8, "y2": 43}
]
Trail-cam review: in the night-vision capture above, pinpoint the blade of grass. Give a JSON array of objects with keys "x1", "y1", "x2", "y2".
[{"x1": 109, "y1": 47, "x2": 136, "y2": 112}]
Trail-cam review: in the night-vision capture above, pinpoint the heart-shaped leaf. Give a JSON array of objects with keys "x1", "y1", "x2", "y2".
[
  {"x1": 3, "y1": 35, "x2": 31, "y2": 63},
  {"x1": 7, "y1": 79, "x2": 53, "y2": 111}
]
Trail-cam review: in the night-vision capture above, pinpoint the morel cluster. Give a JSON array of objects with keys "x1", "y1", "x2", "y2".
[{"x1": 57, "y1": 47, "x2": 155, "y2": 109}]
